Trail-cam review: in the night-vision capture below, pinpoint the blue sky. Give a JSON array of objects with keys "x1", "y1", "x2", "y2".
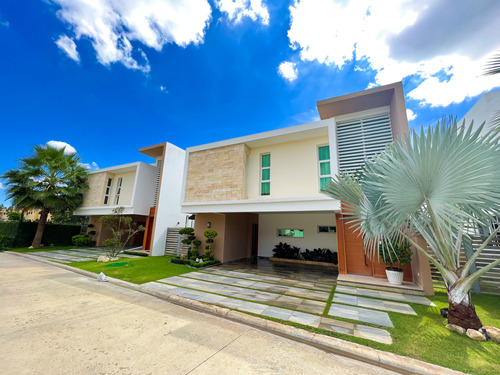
[{"x1": 1, "y1": 0, "x2": 500, "y2": 205}]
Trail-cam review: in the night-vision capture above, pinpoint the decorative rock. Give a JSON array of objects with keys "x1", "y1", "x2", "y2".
[
  {"x1": 466, "y1": 328, "x2": 487, "y2": 341},
  {"x1": 445, "y1": 324, "x2": 466, "y2": 335},
  {"x1": 482, "y1": 326, "x2": 500, "y2": 343},
  {"x1": 97, "y1": 256, "x2": 110, "y2": 262},
  {"x1": 110, "y1": 257, "x2": 119, "y2": 261}
]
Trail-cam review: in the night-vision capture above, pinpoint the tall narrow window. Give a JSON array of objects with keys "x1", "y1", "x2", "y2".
[
  {"x1": 115, "y1": 178, "x2": 123, "y2": 205},
  {"x1": 318, "y1": 146, "x2": 331, "y2": 191},
  {"x1": 261, "y1": 154, "x2": 271, "y2": 196},
  {"x1": 103, "y1": 178, "x2": 112, "y2": 205}
]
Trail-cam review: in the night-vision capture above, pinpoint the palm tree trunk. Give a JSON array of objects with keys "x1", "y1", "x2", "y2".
[
  {"x1": 447, "y1": 289, "x2": 483, "y2": 330},
  {"x1": 31, "y1": 207, "x2": 50, "y2": 248}
]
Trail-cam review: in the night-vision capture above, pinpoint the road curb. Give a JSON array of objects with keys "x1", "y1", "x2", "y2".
[{"x1": 6, "y1": 251, "x2": 465, "y2": 375}]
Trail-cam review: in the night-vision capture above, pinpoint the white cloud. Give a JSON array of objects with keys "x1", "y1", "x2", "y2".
[
  {"x1": 0, "y1": 182, "x2": 4, "y2": 189},
  {"x1": 406, "y1": 108, "x2": 416, "y2": 121},
  {"x1": 80, "y1": 161, "x2": 99, "y2": 170},
  {"x1": 46, "y1": 141, "x2": 77, "y2": 155},
  {"x1": 216, "y1": 0, "x2": 269, "y2": 25},
  {"x1": 286, "y1": 0, "x2": 500, "y2": 107},
  {"x1": 51, "y1": 0, "x2": 212, "y2": 72},
  {"x1": 160, "y1": 85, "x2": 168, "y2": 93},
  {"x1": 55, "y1": 35, "x2": 80, "y2": 62},
  {"x1": 278, "y1": 61, "x2": 298, "y2": 81}
]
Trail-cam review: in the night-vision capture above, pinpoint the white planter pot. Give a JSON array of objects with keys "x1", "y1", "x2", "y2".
[{"x1": 385, "y1": 269, "x2": 404, "y2": 285}]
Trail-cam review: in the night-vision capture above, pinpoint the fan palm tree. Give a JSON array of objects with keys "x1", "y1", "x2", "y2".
[
  {"x1": 324, "y1": 118, "x2": 500, "y2": 330},
  {"x1": 2, "y1": 145, "x2": 88, "y2": 248}
]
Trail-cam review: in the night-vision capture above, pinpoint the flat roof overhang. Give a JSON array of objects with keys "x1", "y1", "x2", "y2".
[
  {"x1": 317, "y1": 82, "x2": 402, "y2": 120},
  {"x1": 181, "y1": 197, "x2": 341, "y2": 214}
]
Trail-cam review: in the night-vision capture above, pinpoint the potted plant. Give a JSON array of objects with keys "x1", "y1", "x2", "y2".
[{"x1": 379, "y1": 239, "x2": 412, "y2": 285}]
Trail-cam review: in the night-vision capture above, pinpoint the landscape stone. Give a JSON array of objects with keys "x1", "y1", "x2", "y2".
[
  {"x1": 97, "y1": 256, "x2": 110, "y2": 262},
  {"x1": 482, "y1": 325, "x2": 500, "y2": 343},
  {"x1": 445, "y1": 324, "x2": 466, "y2": 335},
  {"x1": 466, "y1": 328, "x2": 487, "y2": 341}
]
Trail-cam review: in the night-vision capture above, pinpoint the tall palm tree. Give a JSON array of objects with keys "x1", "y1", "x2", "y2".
[
  {"x1": 324, "y1": 118, "x2": 500, "y2": 330},
  {"x1": 2, "y1": 145, "x2": 88, "y2": 248}
]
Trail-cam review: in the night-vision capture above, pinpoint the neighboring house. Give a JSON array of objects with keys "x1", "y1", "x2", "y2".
[
  {"x1": 180, "y1": 82, "x2": 434, "y2": 293},
  {"x1": 23, "y1": 209, "x2": 52, "y2": 222},
  {"x1": 74, "y1": 142, "x2": 186, "y2": 255},
  {"x1": 459, "y1": 90, "x2": 500, "y2": 135}
]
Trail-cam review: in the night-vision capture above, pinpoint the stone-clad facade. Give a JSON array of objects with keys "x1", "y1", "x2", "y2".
[
  {"x1": 184, "y1": 144, "x2": 249, "y2": 202},
  {"x1": 81, "y1": 172, "x2": 108, "y2": 207}
]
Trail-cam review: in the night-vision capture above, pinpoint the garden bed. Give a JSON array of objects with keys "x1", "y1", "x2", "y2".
[{"x1": 269, "y1": 257, "x2": 338, "y2": 268}]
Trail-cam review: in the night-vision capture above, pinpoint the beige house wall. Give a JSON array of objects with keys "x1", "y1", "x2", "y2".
[
  {"x1": 81, "y1": 172, "x2": 109, "y2": 207},
  {"x1": 246, "y1": 135, "x2": 329, "y2": 199},
  {"x1": 184, "y1": 144, "x2": 249, "y2": 202}
]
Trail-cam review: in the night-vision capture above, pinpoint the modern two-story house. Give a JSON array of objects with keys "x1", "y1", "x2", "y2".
[
  {"x1": 180, "y1": 82, "x2": 433, "y2": 293},
  {"x1": 74, "y1": 142, "x2": 186, "y2": 256}
]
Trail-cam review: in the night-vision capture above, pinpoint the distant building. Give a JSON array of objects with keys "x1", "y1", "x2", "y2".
[{"x1": 459, "y1": 90, "x2": 500, "y2": 136}]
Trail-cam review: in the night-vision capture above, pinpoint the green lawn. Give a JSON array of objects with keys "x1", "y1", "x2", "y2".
[
  {"x1": 256, "y1": 288, "x2": 500, "y2": 375},
  {"x1": 8, "y1": 246, "x2": 76, "y2": 253},
  {"x1": 69, "y1": 256, "x2": 194, "y2": 284}
]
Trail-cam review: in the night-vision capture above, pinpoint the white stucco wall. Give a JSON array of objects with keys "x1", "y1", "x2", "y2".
[
  {"x1": 258, "y1": 212, "x2": 337, "y2": 257},
  {"x1": 131, "y1": 163, "x2": 156, "y2": 215},
  {"x1": 459, "y1": 90, "x2": 500, "y2": 136},
  {"x1": 110, "y1": 171, "x2": 136, "y2": 206},
  {"x1": 151, "y1": 143, "x2": 187, "y2": 256},
  {"x1": 246, "y1": 135, "x2": 330, "y2": 200}
]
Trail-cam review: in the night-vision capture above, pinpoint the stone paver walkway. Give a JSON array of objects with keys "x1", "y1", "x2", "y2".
[
  {"x1": 333, "y1": 293, "x2": 416, "y2": 315},
  {"x1": 28, "y1": 248, "x2": 141, "y2": 263},
  {"x1": 335, "y1": 285, "x2": 436, "y2": 306},
  {"x1": 143, "y1": 281, "x2": 392, "y2": 345},
  {"x1": 328, "y1": 303, "x2": 394, "y2": 328},
  {"x1": 204, "y1": 268, "x2": 333, "y2": 291},
  {"x1": 184, "y1": 272, "x2": 331, "y2": 301},
  {"x1": 158, "y1": 275, "x2": 326, "y2": 314}
]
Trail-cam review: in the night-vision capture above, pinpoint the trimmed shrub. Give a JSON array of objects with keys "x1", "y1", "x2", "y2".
[
  {"x1": 0, "y1": 221, "x2": 82, "y2": 247},
  {"x1": 170, "y1": 257, "x2": 221, "y2": 268},
  {"x1": 72, "y1": 234, "x2": 90, "y2": 247},
  {"x1": 301, "y1": 248, "x2": 338, "y2": 264},
  {"x1": 0, "y1": 235, "x2": 12, "y2": 250},
  {"x1": 272, "y1": 242, "x2": 301, "y2": 259},
  {"x1": 123, "y1": 250, "x2": 149, "y2": 257}
]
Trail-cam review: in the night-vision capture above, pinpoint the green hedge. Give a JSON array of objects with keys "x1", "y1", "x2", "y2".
[
  {"x1": 0, "y1": 221, "x2": 82, "y2": 247},
  {"x1": 170, "y1": 257, "x2": 221, "y2": 268}
]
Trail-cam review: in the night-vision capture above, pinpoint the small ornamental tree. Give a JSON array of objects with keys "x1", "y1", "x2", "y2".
[
  {"x1": 179, "y1": 227, "x2": 199, "y2": 259},
  {"x1": 99, "y1": 207, "x2": 145, "y2": 258},
  {"x1": 203, "y1": 230, "x2": 218, "y2": 261}
]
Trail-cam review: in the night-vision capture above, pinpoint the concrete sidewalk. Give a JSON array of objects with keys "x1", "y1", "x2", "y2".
[{"x1": 0, "y1": 252, "x2": 399, "y2": 375}]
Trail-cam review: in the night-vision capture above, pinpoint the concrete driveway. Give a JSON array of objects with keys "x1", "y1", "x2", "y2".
[{"x1": 0, "y1": 253, "x2": 399, "y2": 375}]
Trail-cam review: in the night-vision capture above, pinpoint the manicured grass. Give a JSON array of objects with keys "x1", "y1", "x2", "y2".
[
  {"x1": 8, "y1": 246, "x2": 75, "y2": 253},
  {"x1": 248, "y1": 289, "x2": 500, "y2": 375},
  {"x1": 69, "y1": 256, "x2": 194, "y2": 284}
]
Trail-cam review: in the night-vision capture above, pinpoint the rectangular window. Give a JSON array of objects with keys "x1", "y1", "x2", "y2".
[
  {"x1": 261, "y1": 154, "x2": 271, "y2": 196},
  {"x1": 114, "y1": 178, "x2": 123, "y2": 205},
  {"x1": 277, "y1": 229, "x2": 304, "y2": 238},
  {"x1": 318, "y1": 225, "x2": 336, "y2": 233},
  {"x1": 318, "y1": 145, "x2": 331, "y2": 191},
  {"x1": 103, "y1": 178, "x2": 113, "y2": 205}
]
